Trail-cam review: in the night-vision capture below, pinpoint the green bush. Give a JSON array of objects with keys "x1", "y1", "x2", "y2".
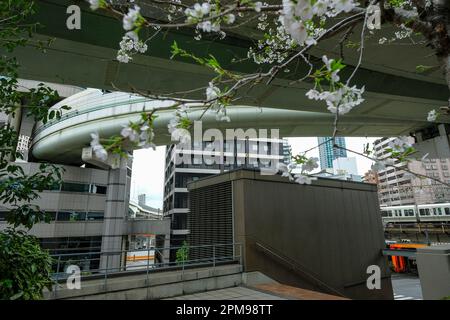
[
  {"x1": 0, "y1": 229, "x2": 53, "y2": 300},
  {"x1": 176, "y1": 241, "x2": 189, "y2": 265}
]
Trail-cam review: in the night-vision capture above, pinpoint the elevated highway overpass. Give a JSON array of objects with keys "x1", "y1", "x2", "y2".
[
  {"x1": 10, "y1": 0, "x2": 449, "y2": 152},
  {"x1": 30, "y1": 89, "x2": 430, "y2": 165}
]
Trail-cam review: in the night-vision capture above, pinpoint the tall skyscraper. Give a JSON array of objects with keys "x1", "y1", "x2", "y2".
[{"x1": 317, "y1": 137, "x2": 347, "y2": 170}]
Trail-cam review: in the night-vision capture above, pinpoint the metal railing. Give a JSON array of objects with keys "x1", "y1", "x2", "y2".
[
  {"x1": 254, "y1": 241, "x2": 347, "y2": 298},
  {"x1": 32, "y1": 97, "x2": 152, "y2": 138},
  {"x1": 49, "y1": 242, "x2": 242, "y2": 298}
]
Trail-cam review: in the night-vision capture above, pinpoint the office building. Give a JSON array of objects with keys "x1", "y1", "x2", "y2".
[
  {"x1": 317, "y1": 137, "x2": 347, "y2": 170},
  {"x1": 163, "y1": 139, "x2": 290, "y2": 261},
  {"x1": 332, "y1": 157, "x2": 358, "y2": 176},
  {"x1": 0, "y1": 88, "x2": 171, "y2": 272},
  {"x1": 363, "y1": 170, "x2": 379, "y2": 184},
  {"x1": 374, "y1": 137, "x2": 450, "y2": 206}
]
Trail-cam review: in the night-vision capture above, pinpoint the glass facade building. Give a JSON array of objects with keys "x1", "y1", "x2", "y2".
[{"x1": 317, "y1": 137, "x2": 347, "y2": 170}]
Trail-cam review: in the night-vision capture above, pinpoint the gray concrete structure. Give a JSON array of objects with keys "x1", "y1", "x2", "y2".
[
  {"x1": 44, "y1": 264, "x2": 243, "y2": 300},
  {"x1": 100, "y1": 161, "x2": 130, "y2": 271},
  {"x1": 415, "y1": 124, "x2": 450, "y2": 160},
  {"x1": 163, "y1": 140, "x2": 289, "y2": 261},
  {"x1": 416, "y1": 245, "x2": 450, "y2": 300},
  {"x1": 12, "y1": 0, "x2": 450, "y2": 142},
  {"x1": 187, "y1": 169, "x2": 394, "y2": 299},
  {"x1": 0, "y1": 161, "x2": 171, "y2": 272}
]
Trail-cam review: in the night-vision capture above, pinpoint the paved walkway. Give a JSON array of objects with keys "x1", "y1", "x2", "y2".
[
  {"x1": 254, "y1": 283, "x2": 348, "y2": 300},
  {"x1": 165, "y1": 286, "x2": 286, "y2": 300},
  {"x1": 391, "y1": 274, "x2": 423, "y2": 300},
  {"x1": 166, "y1": 284, "x2": 347, "y2": 300}
]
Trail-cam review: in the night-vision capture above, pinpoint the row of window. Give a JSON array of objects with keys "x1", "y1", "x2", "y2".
[
  {"x1": 381, "y1": 207, "x2": 450, "y2": 217},
  {"x1": 424, "y1": 164, "x2": 448, "y2": 170},
  {"x1": 46, "y1": 182, "x2": 107, "y2": 194},
  {"x1": 0, "y1": 211, "x2": 104, "y2": 222}
]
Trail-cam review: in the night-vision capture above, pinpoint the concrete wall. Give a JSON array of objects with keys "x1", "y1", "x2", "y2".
[
  {"x1": 188, "y1": 169, "x2": 393, "y2": 300},
  {"x1": 0, "y1": 163, "x2": 108, "y2": 236},
  {"x1": 0, "y1": 162, "x2": 170, "y2": 269},
  {"x1": 45, "y1": 264, "x2": 242, "y2": 300},
  {"x1": 416, "y1": 245, "x2": 450, "y2": 300}
]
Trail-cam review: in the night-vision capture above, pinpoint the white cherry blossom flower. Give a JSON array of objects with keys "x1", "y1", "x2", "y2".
[
  {"x1": 277, "y1": 163, "x2": 291, "y2": 178},
  {"x1": 171, "y1": 128, "x2": 191, "y2": 144},
  {"x1": 322, "y1": 55, "x2": 333, "y2": 70},
  {"x1": 332, "y1": 0, "x2": 358, "y2": 13},
  {"x1": 120, "y1": 126, "x2": 139, "y2": 142},
  {"x1": 294, "y1": 174, "x2": 317, "y2": 184},
  {"x1": 90, "y1": 133, "x2": 108, "y2": 161},
  {"x1": 199, "y1": 3, "x2": 211, "y2": 15},
  {"x1": 331, "y1": 71, "x2": 340, "y2": 82},
  {"x1": 125, "y1": 31, "x2": 139, "y2": 42},
  {"x1": 226, "y1": 14, "x2": 236, "y2": 24},
  {"x1": 185, "y1": 2, "x2": 211, "y2": 21},
  {"x1": 427, "y1": 109, "x2": 437, "y2": 122},
  {"x1": 198, "y1": 21, "x2": 212, "y2": 32},
  {"x1": 388, "y1": 136, "x2": 413, "y2": 153},
  {"x1": 123, "y1": 5, "x2": 141, "y2": 31},
  {"x1": 371, "y1": 161, "x2": 385, "y2": 172},
  {"x1": 254, "y1": 2, "x2": 263, "y2": 12},
  {"x1": 178, "y1": 104, "x2": 189, "y2": 113},
  {"x1": 319, "y1": 85, "x2": 364, "y2": 115},
  {"x1": 88, "y1": 0, "x2": 101, "y2": 10},
  {"x1": 138, "y1": 128, "x2": 156, "y2": 150},
  {"x1": 285, "y1": 20, "x2": 308, "y2": 45},
  {"x1": 302, "y1": 157, "x2": 319, "y2": 172},
  {"x1": 206, "y1": 82, "x2": 220, "y2": 100},
  {"x1": 215, "y1": 108, "x2": 230, "y2": 122},
  {"x1": 306, "y1": 89, "x2": 321, "y2": 100},
  {"x1": 167, "y1": 117, "x2": 179, "y2": 133},
  {"x1": 117, "y1": 52, "x2": 131, "y2": 63},
  {"x1": 313, "y1": 0, "x2": 330, "y2": 16},
  {"x1": 295, "y1": 1, "x2": 313, "y2": 21},
  {"x1": 282, "y1": 0, "x2": 294, "y2": 16}
]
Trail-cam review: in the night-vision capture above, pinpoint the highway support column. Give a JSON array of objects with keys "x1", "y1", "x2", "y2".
[{"x1": 416, "y1": 245, "x2": 450, "y2": 300}]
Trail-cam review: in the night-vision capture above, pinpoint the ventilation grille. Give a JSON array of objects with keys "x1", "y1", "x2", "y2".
[{"x1": 187, "y1": 181, "x2": 233, "y2": 262}]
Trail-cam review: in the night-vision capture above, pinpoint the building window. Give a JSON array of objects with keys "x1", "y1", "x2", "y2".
[
  {"x1": 56, "y1": 211, "x2": 103, "y2": 221},
  {"x1": 60, "y1": 182, "x2": 107, "y2": 194},
  {"x1": 87, "y1": 212, "x2": 104, "y2": 221},
  {"x1": 61, "y1": 182, "x2": 89, "y2": 193},
  {"x1": 57, "y1": 211, "x2": 86, "y2": 221},
  {"x1": 91, "y1": 184, "x2": 107, "y2": 194}
]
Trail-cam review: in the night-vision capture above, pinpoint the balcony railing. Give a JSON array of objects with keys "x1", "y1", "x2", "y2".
[{"x1": 48, "y1": 242, "x2": 242, "y2": 299}]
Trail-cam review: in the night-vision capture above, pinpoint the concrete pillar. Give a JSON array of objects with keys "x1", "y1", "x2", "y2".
[
  {"x1": 162, "y1": 234, "x2": 171, "y2": 265},
  {"x1": 155, "y1": 234, "x2": 171, "y2": 266},
  {"x1": 413, "y1": 124, "x2": 450, "y2": 159},
  {"x1": 100, "y1": 160, "x2": 129, "y2": 273},
  {"x1": 416, "y1": 245, "x2": 450, "y2": 300}
]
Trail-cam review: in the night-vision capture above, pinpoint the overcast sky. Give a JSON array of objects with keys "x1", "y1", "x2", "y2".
[{"x1": 130, "y1": 137, "x2": 380, "y2": 209}]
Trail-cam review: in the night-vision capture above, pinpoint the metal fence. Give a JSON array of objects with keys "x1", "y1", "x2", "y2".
[{"x1": 49, "y1": 242, "x2": 242, "y2": 298}]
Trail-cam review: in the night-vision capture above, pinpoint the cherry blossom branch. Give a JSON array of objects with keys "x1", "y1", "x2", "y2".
[{"x1": 335, "y1": 145, "x2": 450, "y2": 187}]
